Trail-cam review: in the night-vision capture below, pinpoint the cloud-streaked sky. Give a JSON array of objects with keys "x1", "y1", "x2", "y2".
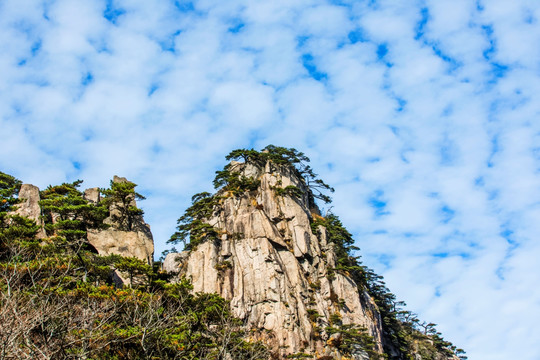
[{"x1": 2, "y1": 0, "x2": 540, "y2": 358}]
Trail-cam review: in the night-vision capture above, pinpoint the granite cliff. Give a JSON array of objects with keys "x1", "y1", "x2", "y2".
[
  {"x1": 163, "y1": 147, "x2": 465, "y2": 360},
  {"x1": 165, "y1": 159, "x2": 383, "y2": 358}
]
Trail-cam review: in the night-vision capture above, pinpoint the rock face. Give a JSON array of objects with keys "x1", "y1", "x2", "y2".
[
  {"x1": 13, "y1": 179, "x2": 154, "y2": 267},
  {"x1": 87, "y1": 228, "x2": 154, "y2": 265},
  {"x1": 14, "y1": 184, "x2": 46, "y2": 238},
  {"x1": 83, "y1": 187, "x2": 100, "y2": 203},
  {"x1": 164, "y1": 161, "x2": 384, "y2": 358}
]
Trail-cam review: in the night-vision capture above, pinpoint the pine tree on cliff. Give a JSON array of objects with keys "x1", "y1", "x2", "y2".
[
  {"x1": 0, "y1": 171, "x2": 40, "y2": 255},
  {"x1": 225, "y1": 145, "x2": 335, "y2": 204},
  {"x1": 40, "y1": 180, "x2": 108, "y2": 240},
  {"x1": 100, "y1": 179, "x2": 145, "y2": 231},
  {"x1": 39, "y1": 180, "x2": 109, "y2": 280},
  {"x1": 0, "y1": 171, "x2": 21, "y2": 214}
]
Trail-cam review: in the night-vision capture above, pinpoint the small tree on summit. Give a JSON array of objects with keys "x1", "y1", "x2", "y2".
[
  {"x1": 100, "y1": 179, "x2": 145, "y2": 231},
  {"x1": 224, "y1": 145, "x2": 335, "y2": 204},
  {"x1": 40, "y1": 180, "x2": 108, "y2": 241}
]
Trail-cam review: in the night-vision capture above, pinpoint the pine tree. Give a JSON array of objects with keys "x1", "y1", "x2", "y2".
[{"x1": 100, "y1": 179, "x2": 145, "y2": 231}]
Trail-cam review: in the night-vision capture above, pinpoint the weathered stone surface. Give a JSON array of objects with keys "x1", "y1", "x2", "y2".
[
  {"x1": 165, "y1": 162, "x2": 384, "y2": 357},
  {"x1": 113, "y1": 175, "x2": 129, "y2": 184},
  {"x1": 87, "y1": 229, "x2": 154, "y2": 265},
  {"x1": 162, "y1": 252, "x2": 189, "y2": 273},
  {"x1": 83, "y1": 187, "x2": 100, "y2": 203},
  {"x1": 14, "y1": 184, "x2": 46, "y2": 238}
]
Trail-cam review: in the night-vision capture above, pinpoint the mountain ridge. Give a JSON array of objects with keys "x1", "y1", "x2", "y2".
[{"x1": 0, "y1": 146, "x2": 466, "y2": 359}]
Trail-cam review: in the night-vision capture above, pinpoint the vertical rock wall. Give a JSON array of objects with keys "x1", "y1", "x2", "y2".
[
  {"x1": 164, "y1": 162, "x2": 384, "y2": 358},
  {"x1": 14, "y1": 184, "x2": 46, "y2": 238}
]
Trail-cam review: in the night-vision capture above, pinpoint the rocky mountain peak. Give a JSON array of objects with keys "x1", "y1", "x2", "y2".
[
  {"x1": 1, "y1": 153, "x2": 465, "y2": 359},
  {"x1": 164, "y1": 150, "x2": 385, "y2": 358},
  {"x1": 163, "y1": 146, "x2": 465, "y2": 359}
]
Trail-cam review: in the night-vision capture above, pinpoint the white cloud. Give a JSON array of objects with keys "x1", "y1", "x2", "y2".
[{"x1": 1, "y1": 0, "x2": 540, "y2": 359}]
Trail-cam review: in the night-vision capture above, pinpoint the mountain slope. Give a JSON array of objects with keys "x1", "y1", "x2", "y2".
[{"x1": 164, "y1": 146, "x2": 466, "y2": 360}]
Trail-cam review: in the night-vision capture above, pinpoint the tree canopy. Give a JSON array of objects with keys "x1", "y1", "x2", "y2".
[
  {"x1": 100, "y1": 179, "x2": 145, "y2": 231},
  {"x1": 1, "y1": 171, "x2": 268, "y2": 359},
  {"x1": 221, "y1": 145, "x2": 335, "y2": 204}
]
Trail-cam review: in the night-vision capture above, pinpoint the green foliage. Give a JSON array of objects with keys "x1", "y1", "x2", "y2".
[
  {"x1": 214, "y1": 166, "x2": 260, "y2": 194},
  {"x1": 307, "y1": 308, "x2": 321, "y2": 323},
  {"x1": 286, "y1": 352, "x2": 313, "y2": 359},
  {"x1": 311, "y1": 214, "x2": 359, "y2": 266},
  {"x1": 329, "y1": 312, "x2": 342, "y2": 326},
  {"x1": 100, "y1": 180, "x2": 145, "y2": 231},
  {"x1": 40, "y1": 180, "x2": 108, "y2": 240},
  {"x1": 225, "y1": 146, "x2": 310, "y2": 169},
  {"x1": 0, "y1": 172, "x2": 33, "y2": 255},
  {"x1": 223, "y1": 146, "x2": 335, "y2": 204},
  {"x1": 38, "y1": 180, "x2": 109, "y2": 284},
  {"x1": 105, "y1": 254, "x2": 153, "y2": 286},
  {"x1": 0, "y1": 171, "x2": 22, "y2": 213},
  {"x1": 0, "y1": 182, "x2": 268, "y2": 359},
  {"x1": 273, "y1": 185, "x2": 303, "y2": 199},
  {"x1": 0, "y1": 214, "x2": 40, "y2": 246},
  {"x1": 168, "y1": 192, "x2": 220, "y2": 250},
  {"x1": 215, "y1": 260, "x2": 233, "y2": 271},
  {"x1": 326, "y1": 324, "x2": 383, "y2": 360},
  {"x1": 312, "y1": 212, "x2": 466, "y2": 360}
]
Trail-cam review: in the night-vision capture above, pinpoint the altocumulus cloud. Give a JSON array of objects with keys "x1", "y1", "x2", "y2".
[{"x1": 1, "y1": 0, "x2": 540, "y2": 359}]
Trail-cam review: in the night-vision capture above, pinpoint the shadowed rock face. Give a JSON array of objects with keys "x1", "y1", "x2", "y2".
[{"x1": 164, "y1": 161, "x2": 384, "y2": 358}]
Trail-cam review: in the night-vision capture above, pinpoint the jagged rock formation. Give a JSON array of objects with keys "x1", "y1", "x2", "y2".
[
  {"x1": 13, "y1": 184, "x2": 46, "y2": 238},
  {"x1": 86, "y1": 176, "x2": 154, "y2": 265},
  {"x1": 164, "y1": 160, "x2": 384, "y2": 358},
  {"x1": 13, "y1": 177, "x2": 153, "y2": 266},
  {"x1": 3, "y1": 157, "x2": 464, "y2": 359}
]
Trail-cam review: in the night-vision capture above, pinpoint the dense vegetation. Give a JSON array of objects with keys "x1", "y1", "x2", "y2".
[{"x1": 0, "y1": 171, "x2": 267, "y2": 359}]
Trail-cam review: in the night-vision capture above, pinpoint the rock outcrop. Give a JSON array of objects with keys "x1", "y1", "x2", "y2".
[
  {"x1": 164, "y1": 161, "x2": 384, "y2": 358},
  {"x1": 85, "y1": 176, "x2": 154, "y2": 265},
  {"x1": 13, "y1": 184, "x2": 46, "y2": 238},
  {"x1": 13, "y1": 179, "x2": 153, "y2": 266},
  {"x1": 87, "y1": 228, "x2": 154, "y2": 265}
]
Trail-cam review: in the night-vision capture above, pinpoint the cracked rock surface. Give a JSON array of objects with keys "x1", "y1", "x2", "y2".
[{"x1": 164, "y1": 162, "x2": 384, "y2": 358}]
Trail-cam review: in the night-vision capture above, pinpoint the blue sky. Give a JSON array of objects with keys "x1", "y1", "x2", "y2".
[{"x1": 1, "y1": 1, "x2": 540, "y2": 359}]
